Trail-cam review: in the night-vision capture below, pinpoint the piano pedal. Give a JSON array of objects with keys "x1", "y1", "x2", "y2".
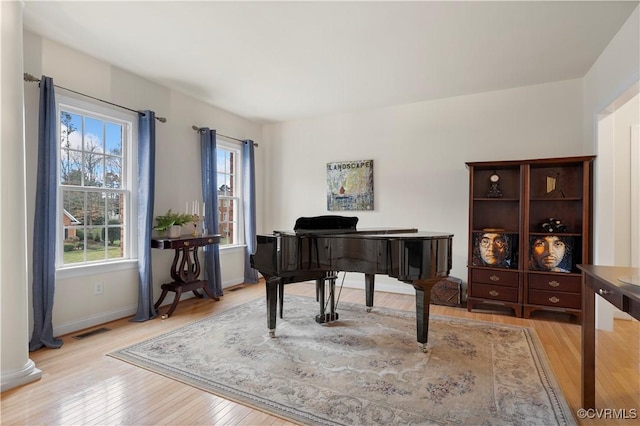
[{"x1": 315, "y1": 312, "x2": 339, "y2": 323}]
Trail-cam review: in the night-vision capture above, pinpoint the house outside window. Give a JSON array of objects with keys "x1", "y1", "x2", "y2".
[
  {"x1": 57, "y1": 96, "x2": 136, "y2": 268},
  {"x1": 217, "y1": 141, "x2": 242, "y2": 246}
]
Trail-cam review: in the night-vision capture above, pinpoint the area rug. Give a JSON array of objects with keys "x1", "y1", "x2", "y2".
[{"x1": 109, "y1": 296, "x2": 576, "y2": 425}]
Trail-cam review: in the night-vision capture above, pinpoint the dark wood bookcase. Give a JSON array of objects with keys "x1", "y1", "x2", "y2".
[{"x1": 466, "y1": 156, "x2": 594, "y2": 320}]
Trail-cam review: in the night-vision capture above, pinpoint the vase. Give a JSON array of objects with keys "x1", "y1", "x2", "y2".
[{"x1": 168, "y1": 225, "x2": 181, "y2": 238}]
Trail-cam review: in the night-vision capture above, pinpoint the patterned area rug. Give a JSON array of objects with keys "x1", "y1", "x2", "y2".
[{"x1": 109, "y1": 296, "x2": 576, "y2": 425}]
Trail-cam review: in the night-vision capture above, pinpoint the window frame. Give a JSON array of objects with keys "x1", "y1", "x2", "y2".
[
  {"x1": 216, "y1": 139, "x2": 244, "y2": 248},
  {"x1": 55, "y1": 95, "x2": 138, "y2": 275}
]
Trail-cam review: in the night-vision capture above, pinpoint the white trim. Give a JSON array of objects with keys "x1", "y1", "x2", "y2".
[
  {"x1": 53, "y1": 305, "x2": 137, "y2": 337},
  {"x1": 216, "y1": 139, "x2": 244, "y2": 246},
  {"x1": 56, "y1": 259, "x2": 137, "y2": 279},
  {"x1": 631, "y1": 125, "x2": 639, "y2": 268},
  {"x1": 0, "y1": 359, "x2": 42, "y2": 392},
  {"x1": 55, "y1": 94, "x2": 138, "y2": 270}
]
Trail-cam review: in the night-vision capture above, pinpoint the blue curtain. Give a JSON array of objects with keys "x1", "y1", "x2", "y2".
[
  {"x1": 29, "y1": 76, "x2": 63, "y2": 351},
  {"x1": 200, "y1": 129, "x2": 223, "y2": 297},
  {"x1": 132, "y1": 110, "x2": 157, "y2": 321},
  {"x1": 242, "y1": 140, "x2": 259, "y2": 283}
]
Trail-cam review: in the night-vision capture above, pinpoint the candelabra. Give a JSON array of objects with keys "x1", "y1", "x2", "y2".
[{"x1": 191, "y1": 214, "x2": 199, "y2": 236}]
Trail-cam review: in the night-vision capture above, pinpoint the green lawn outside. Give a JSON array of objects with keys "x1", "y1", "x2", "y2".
[{"x1": 63, "y1": 247, "x2": 123, "y2": 264}]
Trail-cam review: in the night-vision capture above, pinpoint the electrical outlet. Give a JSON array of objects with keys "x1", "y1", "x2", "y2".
[{"x1": 94, "y1": 282, "x2": 104, "y2": 295}]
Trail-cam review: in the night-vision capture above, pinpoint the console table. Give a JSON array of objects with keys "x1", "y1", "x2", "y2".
[
  {"x1": 152, "y1": 234, "x2": 221, "y2": 318},
  {"x1": 578, "y1": 265, "x2": 640, "y2": 409}
]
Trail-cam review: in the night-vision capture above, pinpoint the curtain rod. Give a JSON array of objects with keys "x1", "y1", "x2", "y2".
[
  {"x1": 191, "y1": 125, "x2": 259, "y2": 147},
  {"x1": 23, "y1": 73, "x2": 167, "y2": 123}
]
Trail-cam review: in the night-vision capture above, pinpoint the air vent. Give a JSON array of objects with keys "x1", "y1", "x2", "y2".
[{"x1": 73, "y1": 327, "x2": 110, "y2": 340}]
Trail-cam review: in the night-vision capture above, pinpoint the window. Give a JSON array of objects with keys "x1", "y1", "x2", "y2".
[
  {"x1": 57, "y1": 97, "x2": 136, "y2": 268},
  {"x1": 217, "y1": 141, "x2": 242, "y2": 246}
]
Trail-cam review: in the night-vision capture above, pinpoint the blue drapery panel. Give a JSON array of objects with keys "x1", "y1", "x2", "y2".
[
  {"x1": 29, "y1": 76, "x2": 63, "y2": 351},
  {"x1": 242, "y1": 140, "x2": 259, "y2": 283},
  {"x1": 200, "y1": 129, "x2": 223, "y2": 297},
  {"x1": 132, "y1": 110, "x2": 157, "y2": 321}
]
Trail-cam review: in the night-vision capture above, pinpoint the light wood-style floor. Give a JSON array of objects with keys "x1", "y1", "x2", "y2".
[{"x1": 2, "y1": 280, "x2": 638, "y2": 425}]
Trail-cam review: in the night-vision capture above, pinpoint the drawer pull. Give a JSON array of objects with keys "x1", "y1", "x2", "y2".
[
  {"x1": 598, "y1": 288, "x2": 610, "y2": 296},
  {"x1": 549, "y1": 296, "x2": 560, "y2": 304},
  {"x1": 490, "y1": 275, "x2": 500, "y2": 282},
  {"x1": 489, "y1": 290, "x2": 499, "y2": 296},
  {"x1": 548, "y1": 280, "x2": 560, "y2": 288},
  {"x1": 184, "y1": 241, "x2": 190, "y2": 246}
]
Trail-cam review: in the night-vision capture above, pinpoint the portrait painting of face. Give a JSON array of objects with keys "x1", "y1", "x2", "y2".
[
  {"x1": 472, "y1": 232, "x2": 514, "y2": 268},
  {"x1": 529, "y1": 235, "x2": 572, "y2": 273}
]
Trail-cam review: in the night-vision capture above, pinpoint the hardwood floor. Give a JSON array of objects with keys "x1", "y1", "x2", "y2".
[{"x1": 2, "y1": 280, "x2": 638, "y2": 425}]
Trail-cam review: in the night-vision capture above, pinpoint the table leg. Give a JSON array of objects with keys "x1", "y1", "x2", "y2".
[
  {"x1": 582, "y1": 275, "x2": 596, "y2": 409},
  {"x1": 164, "y1": 284, "x2": 183, "y2": 318}
]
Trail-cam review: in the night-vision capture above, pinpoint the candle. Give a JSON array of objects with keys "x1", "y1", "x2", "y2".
[{"x1": 202, "y1": 202, "x2": 205, "y2": 217}]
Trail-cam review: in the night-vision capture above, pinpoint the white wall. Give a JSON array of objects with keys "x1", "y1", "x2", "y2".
[
  {"x1": 262, "y1": 79, "x2": 586, "y2": 292},
  {"x1": 582, "y1": 5, "x2": 639, "y2": 329},
  {"x1": 23, "y1": 32, "x2": 263, "y2": 336}
]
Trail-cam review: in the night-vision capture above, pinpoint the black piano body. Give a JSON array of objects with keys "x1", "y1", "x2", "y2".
[{"x1": 250, "y1": 228, "x2": 453, "y2": 351}]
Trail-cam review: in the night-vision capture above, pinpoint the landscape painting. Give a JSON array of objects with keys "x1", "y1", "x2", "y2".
[{"x1": 327, "y1": 160, "x2": 374, "y2": 211}]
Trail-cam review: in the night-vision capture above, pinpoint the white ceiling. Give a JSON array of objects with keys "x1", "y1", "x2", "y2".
[{"x1": 22, "y1": 1, "x2": 639, "y2": 124}]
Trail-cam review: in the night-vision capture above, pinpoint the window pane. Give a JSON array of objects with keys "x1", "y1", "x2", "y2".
[
  {"x1": 87, "y1": 192, "x2": 105, "y2": 226},
  {"x1": 226, "y1": 223, "x2": 235, "y2": 245},
  {"x1": 228, "y1": 151, "x2": 235, "y2": 196},
  {"x1": 105, "y1": 156, "x2": 122, "y2": 188},
  {"x1": 220, "y1": 223, "x2": 231, "y2": 245},
  {"x1": 60, "y1": 111, "x2": 82, "y2": 150},
  {"x1": 63, "y1": 230, "x2": 85, "y2": 265},
  {"x1": 105, "y1": 122, "x2": 122, "y2": 155},
  {"x1": 106, "y1": 227, "x2": 123, "y2": 259},
  {"x1": 60, "y1": 148, "x2": 82, "y2": 185},
  {"x1": 217, "y1": 149, "x2": 230, "y2": 173},
  {"x1": 86, "y1": 227, "x2": 106, "y2": 261},
  {"x1": 106, "y1": 193, "x2": 123, "y2": 223},
  {"x1": 84, "y1": 151, "x2": 104, "y2": 187},
  {"x1": 84, "y1": 117, "x2": 104, "y2": 153},
  {"x1": 63, "y1": 190, "x2": 85, "y2": 225},
  {"x1": 60, "y1": 112, "x2": 82, "y2": 186}
]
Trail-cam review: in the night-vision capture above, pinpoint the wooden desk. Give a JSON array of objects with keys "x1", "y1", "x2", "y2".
[
  {"x1": 152, "y1": 234, "x2": 221, "y2": 317},
  {"x1": 578, "y1": 265, "x2": 640, "y2": 409}
]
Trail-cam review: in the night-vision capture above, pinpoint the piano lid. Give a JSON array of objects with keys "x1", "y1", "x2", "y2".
[{"x1": 273, "y1": 227, "x2": 420, "y2": 236}]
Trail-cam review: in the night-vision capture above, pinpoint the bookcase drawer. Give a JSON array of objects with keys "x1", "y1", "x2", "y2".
[
  {"x1": 472, "y1": 269, "x2": 519, "y2": 287},
  {"x1": 471, "y1": 283, "x2": 519, "y2": 303},
  {"x1": 528, "y1": 274, "x2": 581, "y2": 293},
  {"x1": 527, "y1": 289, "x2": 581, "y2": 309}
]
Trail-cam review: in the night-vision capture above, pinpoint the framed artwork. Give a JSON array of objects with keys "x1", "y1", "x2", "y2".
[
  {"x1": 471, "y1": 232, "x2": 518, "y2": 269},
  {"x1": 528, "y1": 235, "x2": 573, "y2": 273},
  {"x1": 327, "y1": 160, "x2": 374, "y2": 211}
]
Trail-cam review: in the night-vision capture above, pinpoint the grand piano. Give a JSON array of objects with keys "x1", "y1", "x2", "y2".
[{"x1": 250, "y1": 216, "x2": 453, "y2": 351}]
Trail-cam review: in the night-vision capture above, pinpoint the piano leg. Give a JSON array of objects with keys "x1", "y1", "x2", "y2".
[
  {"x1": 412, "y1": 278, "x2": 438, "y2": 353},
  {"x1": 265, "y1": 276, "x2": 278, "y2": 337},
  {"x1": 365, "y1": 274, "x2": 375, "y2": 312}
]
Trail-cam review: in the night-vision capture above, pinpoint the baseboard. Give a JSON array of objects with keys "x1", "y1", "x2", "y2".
[
  {"x1": 54, "y1": 306, "x2": 137, "y2": 337},
  {"x1": 614, "y1": 310, "x2": 633, "y2": 320},
  {"x1": 53, "y1": 278, "x2": 246, "y2": 337}
]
